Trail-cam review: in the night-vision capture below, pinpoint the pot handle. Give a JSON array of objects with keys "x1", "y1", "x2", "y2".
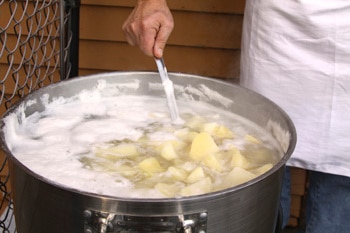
[{"x1": 83, "y1": 210, "x2": 208, "y2": 233}]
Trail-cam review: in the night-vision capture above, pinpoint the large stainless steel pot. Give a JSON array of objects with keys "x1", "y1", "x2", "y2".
[{"x1": 0, "y1": 72, "x2": 296, "y2": 233}]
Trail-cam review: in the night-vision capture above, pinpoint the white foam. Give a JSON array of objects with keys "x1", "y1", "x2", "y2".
[{"x1": 3, "y1": 80, "x2": 282, "y2": 198}]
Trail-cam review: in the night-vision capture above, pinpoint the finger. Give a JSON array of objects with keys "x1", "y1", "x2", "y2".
[
  {"x1": 122, "y1": 21, "x2": 138, "y2": 47},
  {"x1": 153, "y1": 26, "x2": 173, "y2": 58},
  {"x1": 125, "y1": 34, "x2": 136, "y2": 47},
  {"x1": 138, "y1": 29, "x2": 158, "y2": 57}
]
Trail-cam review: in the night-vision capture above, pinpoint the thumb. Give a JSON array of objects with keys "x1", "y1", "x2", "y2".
[
  {"x1": 153, "y1": 42, "x2": 165, "y2": 59},
  {"x1": 153, "y1": 28, "x2": 171, "y2": 58}
]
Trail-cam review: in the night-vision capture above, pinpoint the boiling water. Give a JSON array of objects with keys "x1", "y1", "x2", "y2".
[{"x1": 3, "y1": 86, "x2": 283, "y2": 198}]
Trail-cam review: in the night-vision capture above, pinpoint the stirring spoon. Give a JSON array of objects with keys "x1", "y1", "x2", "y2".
[{"x1": 154, "y1": 58, "x2": 180, "y2": 121}]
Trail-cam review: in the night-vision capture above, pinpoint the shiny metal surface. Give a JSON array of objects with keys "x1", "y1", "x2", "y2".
[
  {"x1": 83, "y1": 210, "x2": 207, "y2": 233},
  {"x1": 0, "y1": 72, "x2": 296, "y2": 233}
]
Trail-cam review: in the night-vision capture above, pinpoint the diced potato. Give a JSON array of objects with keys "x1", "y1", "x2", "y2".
[
  {"x1": 250, "y1": 147, "x2": 275, "y2": 164},
  {"x1": 215, "y1": 125, "x2": 235, "y2": 138},
  {"x1": 251, "y1": 163, "x2": 273, "y2": 175},
  {"x1": 115, "y1": 165, "x2": 139, "y2": 177},
  {"x1": 185, "y1": 115, "x2": 206, "y2": 131},
  {"x1": 167, "y1": 166, "x2": 188, "y2": 181},
  {"x1": 202, "y1": 122, "x2": 234, "y2": 138},
  {"x1": 201, "y1": 122, "x2": 218, "y2": 134},
  {"x1": 174, "y1": 128, "x2": 190, "y2": 139},
  {"x1": 224, "y1": 167, "x2": 257, "y2": 186},
  {"x1": 202, "y1": 154, "x2": 222, "y2": 172},
  {"x1": 189, "y1": 132, "x2": 218, "y2": 161},
  {"x1": 119, "y1": 170, "x2": 139, "y2": 178},
  {"x1": 230, "y1": 147, "x2": 251, "y2": 169},
  {"x1": 186, "y1": 166, "x2": 205, "y2": 183},
  {"x1": 170, "y1": 140, "x2": 187, "y2": 150},
  {"x1": 155, "y1": 182, "x2": 182, "y2": 197},
  {"x1": 138, "y1": 157, "x2": 164, "y2": 174},
  {"x1": 161, "y1": 141, "x2": 178, "y2": 160},
  {"x1": 181, "y1": 177, "x2": 212, "y2": 196},
  {"x1": 181, "y1": 161, "x2": 198, "y2": 173},
  {"x1": 186, "y1": 131, "x2": 199, "y2": 142},
  {"x1": 174, "y1": 128, "x2": 198, "y2": 142},
  {"x1": 245, "y1": 134, "x2": 261, "y2": 144},
  {"x1": 95, "y1": 144, "x2": 139, "y2": 160}
]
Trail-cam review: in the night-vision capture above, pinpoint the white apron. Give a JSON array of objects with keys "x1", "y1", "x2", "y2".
[{"x1": 240, "y1": 0, "x2": 350, "y2": 177}]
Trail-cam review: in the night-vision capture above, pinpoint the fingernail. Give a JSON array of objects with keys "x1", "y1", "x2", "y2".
[{"x1": 157, "y1": 48, "x2": 163, "y2": 57}]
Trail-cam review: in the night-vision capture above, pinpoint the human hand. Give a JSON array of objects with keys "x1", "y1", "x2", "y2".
[{"x1": 122, "y1": 0, "x2": 174, "y2": 58}]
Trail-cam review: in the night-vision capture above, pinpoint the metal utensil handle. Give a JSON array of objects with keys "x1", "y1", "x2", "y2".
[{"x1": 154, "y1": 58, "x2": 180, "y2": 121}]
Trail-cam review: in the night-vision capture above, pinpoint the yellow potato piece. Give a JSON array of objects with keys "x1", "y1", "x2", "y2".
[
  {"x1": 202, "y1": 154, "x2": 222, "y2": 172},
  {"x1": 138, "y1": 157, "x2": 164, "y2": 174},
  {"x1": 155, "y1": 183, "x2": 182, "y2": 197},
  {"x1": 174, "y1": 128, "x2": 190, "y2": 139},
  {"x1": 185, "y1": 115, "x2": 206, "y2": 131},
  {"x1": 251, "y1": 163, "x2": 273, "y2": 175},
  {"x1": 245, "y1": 134, "x2": 261, "y2": 144},
  {"x1": 201, "y1": 122, "x2": 218, "y2": 134},
  {"x1": 161, "y1": 141, "x2": 178, "y2": 160},
  {"x1": 186, "y1": 166, "x2": 205, "y2": 183},
  {"x1": 174, "y1": 128, "x2": 198, "y2": 142},
  {"x1": 202, "y1": 122, "x2": 234, "y2": 138},
  {"x1": 224, "y1": 167, "x2": 257, "y2": 187},
  {"x1": 230, "y1": 147, "x2": 251, "y2": 169},
  {"x1": 167, "y1": 166, "x2": 188, "y2": 181},
  {"x1": 95, "y1": 144, "x2": 139, "y2": 160},
  {"x1": 186, "y1": 131, "x2": 199, "y2": 142},
  {"x1": 170, "y1": 140, "x2": 187, "y2": 151},
  {"x1": 189, "y1": 132, "x2": 218, "y2": 161},
  {"x1": 215, "y1": 125, "x2": 235, "y2": 138},
  {"x1": 181, "y1": 177, "x2": 212, "y2": 196}
]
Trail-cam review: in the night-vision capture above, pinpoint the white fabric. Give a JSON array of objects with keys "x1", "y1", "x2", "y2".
[{"x1": 240, "y1": 0, "x2": 350, "y2": 177}]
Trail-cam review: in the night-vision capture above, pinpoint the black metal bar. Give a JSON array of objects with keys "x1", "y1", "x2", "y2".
[{"x1": 66, "y1": 0, "x2": 80, "y2": 79}]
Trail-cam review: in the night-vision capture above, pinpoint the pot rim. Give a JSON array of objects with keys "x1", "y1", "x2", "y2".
[{"x1": 0, "y1": 71, "x2": 297, "y2": 202}]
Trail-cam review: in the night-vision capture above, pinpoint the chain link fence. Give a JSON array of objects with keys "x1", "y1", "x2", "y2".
[{"x1": 0, "y1": 0, "x2": 76, "y2": 231}]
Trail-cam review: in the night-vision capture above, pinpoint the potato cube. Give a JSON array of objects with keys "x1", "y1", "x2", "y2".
[
  {"x1": 174, "y1": 128, "x2": 198, "y2": 142},
  {"x1": 202, "y1": 154, "x2": 222, "y2": 172},
  {"x1": 217, "y1": 125, "x2": 234, "y2": 137},
  {"x1": 138, "y1": 157, "x2": 164, "y2": 174},
  {"x1": 95, "y1": 144, "x2": 139, "y2": 160},
  {"x1": 155, "y1": 183, "x2": 182, "y2": 197},
  {"x1": 202, "y1": 122, "x2": 234, "y2": 138},
  {"x1": 161, "y1": 141, "x2": 178, "y2": 160},
  {"x1": 230, "y1": 147, "x2": 251, "y2": 169},
  {"x1": 245, "y1": 134, "x2": 261, "y2": 144},
  {"x1": 224, "y1": 167, "x2": 257, "y2": 187},
  {"x1": 170, "y1": 140, "x2": 187, "y2": 150},
  {"x1": 186, "y1": 131, "x2": 199, "y2": 142},
  {"x1": 251, "y1": 163, "x2": 273, "y2": 175},
  {"x1": 174, "y1": 128, "x2": 190, "y2": 139},
  {"x1": 181, "y1": 177, "x2": 212, "y2": 196},
  {"x1": 186, "y1": 166, "x2": 205, "y2": 183},
  {"x1": 181, "y1": 161, "x2": 198, "y2": 173},
  {"x1": 201, "y1": 122, "x2": 218, "y2": 134},
  {"x1": 189, "y1": 132, "x2": 218, "y2": 161},
  {"x1": 167, "y1": 166, "x2": 188, "y2": 181},
  {"x1": 185, "y1": 115, "x2": 206, "y2": 131}
]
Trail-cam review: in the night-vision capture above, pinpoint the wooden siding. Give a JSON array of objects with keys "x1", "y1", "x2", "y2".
[{"x1": 78, "y1": 0, "x2": 245, "y2": 79}]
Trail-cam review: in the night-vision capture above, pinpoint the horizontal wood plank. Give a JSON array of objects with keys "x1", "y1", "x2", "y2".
[
  {"x1": 81, "y1": 0, "x2": 246, "y2": 14},
  {"x1": 79, "y1": 40, "x2": 240, "y2": 79},
  {"x1": 79, "y1": 5, "x2": 243, "y2": 49}
]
